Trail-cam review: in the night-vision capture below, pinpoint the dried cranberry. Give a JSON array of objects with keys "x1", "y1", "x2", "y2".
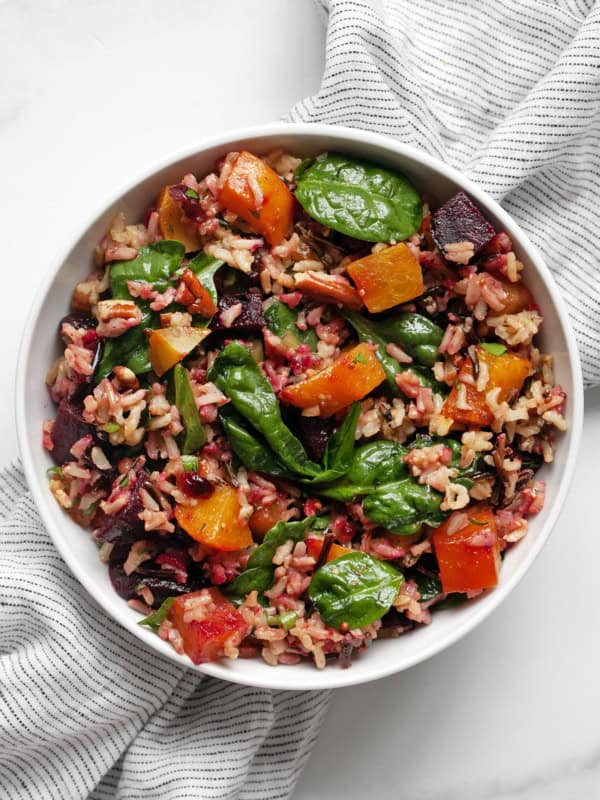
[
  {"x1": 177, "y1": 472, "x2": 214, "y2": 499},
  {"x1": 169, "y1": 184, "x2": 207, "y2": 223}
]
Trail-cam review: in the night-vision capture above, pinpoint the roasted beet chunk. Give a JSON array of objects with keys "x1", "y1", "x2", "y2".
[
  {"x1": 283, "y1": 408, "x2": 334, "y2": 462},
  {"x1": 211, "y1": 288, "x2": 266, "y2": 336},
  {"x1": 50, "y1": 398, "x2": 95, "y2": 465},
  {"x1": 94, "y1": 471, "x2": 148, "y2": 544},
  {"x1": 431, "y1": 192, "x2": 495, "y2": 263}
]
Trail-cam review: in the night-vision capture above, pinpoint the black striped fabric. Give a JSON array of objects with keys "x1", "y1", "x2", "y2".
[
  {"x1": 289, "y1": 0, "x2": 600, "y2": 386},
  {"x1": 0, "y1": 463, "x2": 332, "y2": 799}
]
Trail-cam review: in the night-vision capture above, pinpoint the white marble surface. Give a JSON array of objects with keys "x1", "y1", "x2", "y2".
[{"x1": 2, "y1": 2, "x2": 600, "y2": 798}]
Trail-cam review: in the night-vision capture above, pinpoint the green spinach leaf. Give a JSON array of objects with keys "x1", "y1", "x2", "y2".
[
  {"x1": 225, "y1": 518, "x2": 315, "y2": 603},
  {"x1": 295, "y1": 153, "x2": 422, "y2": 243},
  {"x1": 173, "y1": 364, "x2": 206, "y2": 453},
  {"x1": 96, "y1": 306, "x2": 156, "y2": 380},
  {"x1": 375, "y1": 313, "x2": 444, "y2": 368},
  {"x1": 317, "y1": 440, "x2": 409, "y2": 501},
  {"x1": 308, "y1": 551, "x2": 404, "y2": 630},
  {"x1": 110, "y1": 240, "x2": 185, "y2": 299},
  {"x1": 219, "y1": 406, "x2": 292, "y2": 478},
  {"x1": 362, "y1": 479, "x2": 446, "y2": 535},
  {"x1": 264, "y1": 300, "x2": 318, "y2": 351},
  {"x1": 207, "y1": 342, "x2": 321, "y2": 478}
]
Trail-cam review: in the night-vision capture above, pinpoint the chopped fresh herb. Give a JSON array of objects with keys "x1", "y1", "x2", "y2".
[
  {"x1": 353, "y1": 352, "x2": 367, "y2": 364},
  {"x1": 101, "y1": 422, "x2": 121, "y2": 433},
  {"x1": 185, "y1": 188, "x2": 199, "y2": 199},
  {"x1": 181, "y1": 455, "x2": 199, "y2": 472},
  {"x1": 480, "y1": 342, "x2": 507, "y2": 356},
  {"x1": 46, "y1": 466, "x2": 64, "y2": 479},
  {"x1": 118, "y1": 474, "x2": 130, "y2": 488}
]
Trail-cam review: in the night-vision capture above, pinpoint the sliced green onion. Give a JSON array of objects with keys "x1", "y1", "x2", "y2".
[
  {"x1": 185, "y1": 188, "x2": 199, "y2": 199},
  {"x1": 118, "y1": 474, "x2": 130, "y2": 488},
  {"x1": 480, "y1": 342, "x2": 507, "y2": 356},
  {"x1": 46, "y1": 466, "x2": 63, "y2": 479},
  {"x1": 181, "y1": 455, "x2": 199, "y2": 472},
  {"x1": 102, "y1": 422, "x2": 121, "y2": 433},
  {"x1": 278, "y1": 611, "x2": 298, "y2": 631},
  {"x1": 267, "y1": 611, "x2": 298, "y2": 631}
]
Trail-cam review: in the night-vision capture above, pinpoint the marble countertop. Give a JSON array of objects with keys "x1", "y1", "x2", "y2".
[{"x1": 2, "y1": 2, "x2": 599, "y2": 798}]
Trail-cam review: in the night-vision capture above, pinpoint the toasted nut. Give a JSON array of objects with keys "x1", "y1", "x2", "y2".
[
  {"x1": 96, "y1": 300, "x2": 143, "y2": 338},
  {"x1": 91, "y1": 446, "x2": 111, "y2": 471},
  {"x1": 113, "y1": 365, "x2": 139, "y2": 390}
]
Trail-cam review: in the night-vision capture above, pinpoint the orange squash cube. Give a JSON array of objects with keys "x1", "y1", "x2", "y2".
[
  {"x1": 156, "y1": 185, "x2": 203, "y2": 253},
  {"x1": 220, "y1": 151, "x2": 294, "y2": 246},
  {"x1": 433, "y1": 505, "x2": 500, "y2": 593},
  {"x1": 347, "y1": 243, "x2": 424, "y2": 313},
  {"x1": 175, "y1": 485, "x2": 253, "y2": 552},
  {"x1": 280, "y1": 343, "x2": 386, "y2": 417},
  {"x1": 149, "y1": 326, "x2": 210, "y2": 377},
  {"x1": 442, "y1": 347, "x2": 531, "y2": 427}
]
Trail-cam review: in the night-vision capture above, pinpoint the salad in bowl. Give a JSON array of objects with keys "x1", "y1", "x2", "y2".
[{"x1": 41, "y1": 141, "x2": 568, "y2": 672}]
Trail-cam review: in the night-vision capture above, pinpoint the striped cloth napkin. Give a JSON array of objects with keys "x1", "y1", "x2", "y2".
[
  {"x1": 0, "y1": 463, "x2": 331, "y2": 799},
  {"x1": 289, "y1": 0, "x2": 600, "y2": 387},
  {"x1": 3, "y1": 2, "x2": 600, "y2": 798}
]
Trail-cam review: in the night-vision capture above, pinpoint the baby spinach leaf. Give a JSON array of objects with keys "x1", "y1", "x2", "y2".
[
  {"x1": 264, "y1": 300, "x2": 318, "y2": 351},
  {"x1": 317, "y1": 441, "x2": 409, "y2": 501},
  {"x1": 362, "y1": 479, "x2": 446, "y2": 535},
  {"x1": 138, "y1": 596, "x2": 175, "y2": 632},
  {"x1": 248, "y1": 518, "x2": 316, "y2": 570},
  {"x1": 308, "y1": 551, "x2": 404, "y2": 630},
  {"x1": 219, "y1": 406, "x2": 292, "y2": 478},
  {"x1": 295, "y1": 153, "x2": 422, "y2": 243},
  {"x1": 225, "y1": 518, "x2": 315, "y2": 603},
  {"x1": 207, "y1": 342, "x2": 321, "y2": 478},
  {"x1": 96, "y1": 306, "x2": 157, "y2": 380},
  {"x1": 408, "y1": 570, "x2": 442, "y2": 603},
  {"x1": 110, "y1": 240, "x2": 185, "y2": 299},
  {"x1": 375, "y1": 313, "x2": 444, "y2": 368},
  {"x1": 173, "y1": 364, "x2": 206, "y2": 453}
]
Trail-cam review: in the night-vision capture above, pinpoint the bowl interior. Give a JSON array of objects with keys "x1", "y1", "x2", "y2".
[{"x1": 16, "y1": 124, "x2": 583, "y2": 690}]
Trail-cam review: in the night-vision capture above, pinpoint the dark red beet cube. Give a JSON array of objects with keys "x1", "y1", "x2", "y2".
[
  {"x1": 50, "y1": 398, "x2": 95, "y2": 465},
  {"x1": 431, "y1": 192, "x2": 495, "y2": 257},
  {"x1": 211, "y1": 288, "x2": 266, "y2": 336}
]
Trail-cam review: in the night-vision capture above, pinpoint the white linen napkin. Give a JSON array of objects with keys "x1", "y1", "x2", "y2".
[
  {"x1": 289, "y1": 0, "x2": 600, "y2": 387},
  {"x1": 0, "y1": 463, "x2": 331, "y2": 799}
]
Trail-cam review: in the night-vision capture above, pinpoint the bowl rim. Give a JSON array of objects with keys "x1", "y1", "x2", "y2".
[{"x1": 15, "y1": 122, "x2": 584, "y2": 690}]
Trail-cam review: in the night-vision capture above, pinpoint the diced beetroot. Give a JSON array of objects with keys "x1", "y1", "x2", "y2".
[
  {"x1": 169, "y1": 588, "x2": 250, "y2": 664},
  {"x1": 50, "y1": 398, "x2": 95, "y2": 465},
  {"x1": 210, "y1": 288, "x2": 266, "y2": 335},
  {"x1": 283, "y1": 407, "x2": 334, "y2": 461},
  {"x1": 94, "y1": 471, "x2": 148, "y2": 543},
  {"x1": 431, "y1": 192, "x2": 495, "y2": 257},
  {"x1": 109, "y1": 556, "x2": 206, "y2": 605},
  {"x1": 59, "y1": 312, "x2": 97, "y2": 341}
]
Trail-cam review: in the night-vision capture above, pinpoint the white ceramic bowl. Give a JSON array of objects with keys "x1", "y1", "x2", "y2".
[{"x1": 16, "y1": 123, "x2": 583, "y2": 690}]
